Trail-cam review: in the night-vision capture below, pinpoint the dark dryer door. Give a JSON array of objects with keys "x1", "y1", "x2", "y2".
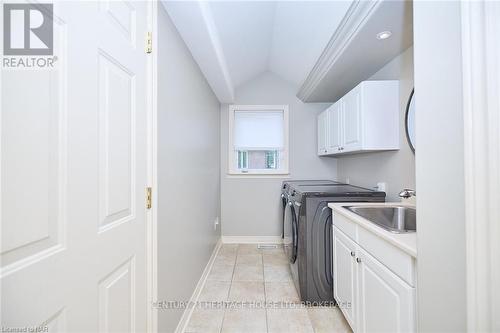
[
  {"x1": 283, "y1": 200, "x2": 298, "y2": 263},
  {"x1": 311, "y1": 202, "x2": 334, "y2": 301}
]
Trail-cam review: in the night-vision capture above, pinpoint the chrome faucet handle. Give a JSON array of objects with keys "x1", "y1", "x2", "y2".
[{"x1": 399, "y1": 189, "x2": 416, "y2": 199}]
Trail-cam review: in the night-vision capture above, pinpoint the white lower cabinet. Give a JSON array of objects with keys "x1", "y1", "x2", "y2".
[
  {"x1": 357, "y1": 246, "x2": 416, "y2": 332},
  {"x1": 333, "y1": 229, "x2": 357, "y2": 328},
  {"x1": 333, "y1": 226, "x2": 416, "y2": 332}
]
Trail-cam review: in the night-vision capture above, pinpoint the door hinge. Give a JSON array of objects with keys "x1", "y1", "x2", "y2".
[
  {"x1": 146, "y1": 187, "x2": 152, "y2": 209},
  {"x1": 145, "y1": 31, "x2": 152, "y2": 54}
]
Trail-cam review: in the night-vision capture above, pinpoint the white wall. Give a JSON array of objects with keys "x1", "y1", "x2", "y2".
[
  {"x1": 157, "y1": 5, "x2": 221, "y2": 332},
  {"x1": 220, "y1": 72, "x2": 337, "y2": 237},
  {"x1": 336, "y1": 47, "x2": 415, "y2": 201},
  {"x1": 414, "y1": 2, "x2": 467, "y2": 331}
]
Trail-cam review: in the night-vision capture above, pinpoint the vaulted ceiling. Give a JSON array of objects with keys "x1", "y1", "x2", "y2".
[{"x1": 162, "y1": 1, "x2": 351, "y2": 103}]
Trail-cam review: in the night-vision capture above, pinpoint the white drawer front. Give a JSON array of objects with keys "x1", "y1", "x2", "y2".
[
  {"x1": 332, "y1": 212, "x2": 358, "y2": 241},
  {"x1": 358, "y1": 226, "x2": 416, "y2": 287}
]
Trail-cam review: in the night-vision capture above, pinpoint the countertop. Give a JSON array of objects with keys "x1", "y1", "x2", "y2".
[{"x1": 328, "y1": 202, "x2": 417, "y2": 258}]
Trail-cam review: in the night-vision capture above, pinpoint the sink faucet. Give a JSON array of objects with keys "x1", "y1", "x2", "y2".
[{"x1": 399, "y1": 189, "x2": 416, "y2": 199}]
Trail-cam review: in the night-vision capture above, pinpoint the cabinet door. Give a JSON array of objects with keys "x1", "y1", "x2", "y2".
[
  {"x1": 357, "y1": 247, "x2": 416, "y2": 333},
  {"x1": 317, "y1": 111, "x2": 328, "y2": 155},
  {"x1": 333, "y1": 227, "x2": 357, "y2": 330},
  {"x1": 327, "y1": 101, "x2": 342, "y2": 153},
  {"x1": 342, "y1": 87, "x2": 362, "y2": 152}
]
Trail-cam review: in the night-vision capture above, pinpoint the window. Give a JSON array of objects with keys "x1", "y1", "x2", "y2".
[{"x1": 228, "y1": 105, "x2": 289, "y2": 175}]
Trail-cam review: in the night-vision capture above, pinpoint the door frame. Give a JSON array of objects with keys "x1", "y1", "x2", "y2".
[
  {"x1": 461, "y1": 1, "x2": 500, "y2": 331},
  {"x1": 146, "y1": 0, "x2": 158, "y2": 332}
]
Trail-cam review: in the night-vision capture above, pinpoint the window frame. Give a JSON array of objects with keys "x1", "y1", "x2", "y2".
[{"x1": 228, "y1": 105, "x2": 289, "y2": 176}]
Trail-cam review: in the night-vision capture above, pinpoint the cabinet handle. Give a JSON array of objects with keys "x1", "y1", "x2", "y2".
[
  {"x1": 350, "y1": 251, "x2": 355, "y2": 257},
  {"x1": 356, "y1": 257, "x2": 361, "y2": 263}
]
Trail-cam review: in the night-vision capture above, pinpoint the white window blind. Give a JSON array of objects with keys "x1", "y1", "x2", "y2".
[{"x1": 233, "y1": 110, "x2": 284, "y2": 150}]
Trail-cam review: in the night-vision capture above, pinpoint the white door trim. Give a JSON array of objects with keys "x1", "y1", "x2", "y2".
[
  {"x1": 147, "y1": 0, "x2": 158, "y2": 332},
  {"x1": 461, "y1": 2, "x2": 500, "y2": 331}
]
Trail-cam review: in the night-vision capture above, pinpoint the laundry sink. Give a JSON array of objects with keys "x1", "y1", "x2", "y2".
[{"x1": 343, "y1": 206, "x2": 416, "y2": 233}]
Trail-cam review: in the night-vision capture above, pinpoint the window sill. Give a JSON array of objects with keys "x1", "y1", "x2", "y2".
[{"x1": 226, "y1": 172, "x2": 291, "y2": 179}]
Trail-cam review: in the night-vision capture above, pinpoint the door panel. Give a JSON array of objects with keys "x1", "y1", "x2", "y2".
[
  {"x1": 343, "y1": 88, "x2": 361, "y2": 151},
  {"x1": 1, "y1": 2, "x2": 150, "y2": 331},
  {"x1": 101, "y1": 0, "x2": 136, "y2": 44},
  {"x1": 327, "y1": 101, "x2": 342, "y2": 153},
  {"x1": 98, "y1": 51, "x2": 136, "y2": 231},
  {"x1": 357, "y1": 247, "x2": 416, "y2": 333},
  {"x1": 1, "y1": 70, "x2": 64, "y2": 268},
  {"x1": 317, "y1": 111, "x2": 327, "y2": 155},
  {"x1": 333, "y1": 227, "x2": 357, "y2": 329},
  {"x1": 98, "y1": 257, "x2": 135, "y2": 333}
]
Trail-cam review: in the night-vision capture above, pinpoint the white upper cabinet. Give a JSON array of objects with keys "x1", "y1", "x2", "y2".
[
  {"x1": 327, "y1": 101, "x2": 342, "y2": 153},
  {"x1": 317, "y1": 80, "x2": 399, "y2": 156},
  {"x1": 317, "y1": 111, "x2": 328, "y2": 155},
  {"x1": 342, "y1": 87, "x2": 362, "y2": 152}
]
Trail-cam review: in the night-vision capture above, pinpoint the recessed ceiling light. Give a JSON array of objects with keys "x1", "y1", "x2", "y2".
[{"x1": 376, "y1": 31, "x2": 392, "y2": 40}]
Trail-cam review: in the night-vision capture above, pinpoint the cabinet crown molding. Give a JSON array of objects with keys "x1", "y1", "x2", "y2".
[
  {"x1": 298, "y1": 1, "x2": 380, "y2": 102},
  {"x1": 297, "y1": 0, "x2": 413, "y2": 103}
]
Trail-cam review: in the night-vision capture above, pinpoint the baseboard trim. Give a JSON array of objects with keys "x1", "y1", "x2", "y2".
[
  {"x1": 174, "y1": 237, "x2": 222, "y2": 333},
  {"x1": 221, "y1": 236, "x2": 283, "y2": 244}
]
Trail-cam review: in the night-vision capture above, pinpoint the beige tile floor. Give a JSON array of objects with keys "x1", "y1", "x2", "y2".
[{"x1": 184, "y1": 244, "x2": 352, "y2": 333}]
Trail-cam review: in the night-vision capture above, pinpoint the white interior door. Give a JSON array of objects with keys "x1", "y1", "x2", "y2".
[{"x1": 1, "y1": 1, "x2": 150, "y2": 332}]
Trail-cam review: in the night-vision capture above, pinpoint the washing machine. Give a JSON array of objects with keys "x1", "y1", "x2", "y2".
[
  {"x1": 280, "y1": 180, "x2": 342, "y2": 238},
  {"x1": 283, "y1": 184, "x2": 385, "y2": 303}
]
